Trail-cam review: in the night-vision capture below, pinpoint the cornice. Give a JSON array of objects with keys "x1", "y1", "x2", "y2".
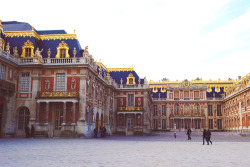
[
  {"x1": 3, "y1": 31, "x2": 77, "y2": 40},
  {"x1": 108, "y1": 67, "x2": 134, "y2": 72}
]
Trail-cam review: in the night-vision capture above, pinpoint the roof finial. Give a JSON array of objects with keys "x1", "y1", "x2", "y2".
[
  {"x1": 74, "y1": 29, "x2": 76, "y2": 34},
  {"x1": 32, "y1": 26, "x2": 34, "y2": 31}
]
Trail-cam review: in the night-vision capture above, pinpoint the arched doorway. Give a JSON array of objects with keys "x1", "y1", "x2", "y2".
[
  {"x1": 0, "y1": 98, "x2": 3, "y2": 136},
  {"x1": 101, "y1": 113, "x2": 103, "y2": 128},
  {"x1": 16, "y1": 107, "x2": 30, "y2": 136},
  {"x1": 95, "y1": 112, "x2": 99, "y2": 131}
]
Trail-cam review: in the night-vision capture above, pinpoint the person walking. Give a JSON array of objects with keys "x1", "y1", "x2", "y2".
[
  {"x1": 25, "y1": 126, "x2": 30, "y2": 138},
  {"x1": 187, "y1": 128, "x2": 191, "y2": 140},
  {"x1": 206, "y1": 129, "x2": 212, "y2": 145},
  {"x1": 203, "y1": 129, "x2": 207, "y2": 145},
  {"x1": 31, "y1": 125, "x2": 35, "y2": 139}
]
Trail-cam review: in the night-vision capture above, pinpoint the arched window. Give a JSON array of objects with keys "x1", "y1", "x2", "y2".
[
  {"x1": 174, "y1": 104, "x2": 180, "y2": 115},
  {"x1": 184, "y1": 104, "x2": 190, "y2": 114},
  {"x1": 55, "y1": 41, "x2": 69, "y2": 58},
  {"x1": 17, "y1": 107, "x2": 30, "y2": 130}
]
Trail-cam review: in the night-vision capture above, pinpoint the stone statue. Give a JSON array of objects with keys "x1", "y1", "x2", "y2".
[
  {"x1": 35, "y1": 47, "x2": 43, "y2": 63},
  {"x1": 73, "y1": 47, "x2": 77, "y2": 57},
  {"x1": 158, "y1": 93, "x2": 161, "y2": 98},
  {"x1": 13, "y1": 47, "x2": 19, "y2": 57},
  {"x1": 120, "y1": 78, "x2": 123, "y2": 84},
  {"x1": 71, "y1": 78, "x2": 76, "y2": 89},
  {"x1": 47, "y1": 48, "x2": 51, "y2": 58},
  {"x1": 5, "y1": 42, "x2": 10, "y2": 53},
  {"x1": 138, "y1": 78, "x2": 141, "y2": 85}
]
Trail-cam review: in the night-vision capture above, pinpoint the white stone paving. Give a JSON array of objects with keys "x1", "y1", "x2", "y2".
[{"x1": 0, "y1": 132, "x2": 250, "y2": 167}]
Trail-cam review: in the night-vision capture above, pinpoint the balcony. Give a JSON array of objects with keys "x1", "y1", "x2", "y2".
[
  {"x1": 170, "y1": 113, "x2": 205, "y2": 117},
  {"x1": 0, "y1": 79, "x2": 15, "y2": 92},
  {"x1": 117, "y1": 106, "x2": 143, "y2": 111},
  {"x1": 37, "y1": 91, "x2": 79, "y2": 98}
]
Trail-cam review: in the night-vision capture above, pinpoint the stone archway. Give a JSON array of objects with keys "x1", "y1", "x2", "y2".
[
  {"x1": 95, "y1": 112, "x2": 99, "y2": 131},
  {"x1": 0, "y1": 97, "x2": 7, "y2": 138}
]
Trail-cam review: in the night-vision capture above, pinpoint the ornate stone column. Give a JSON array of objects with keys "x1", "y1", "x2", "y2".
[{"x1": 36, "y1": 102, "x2": 40, "y2": 124}]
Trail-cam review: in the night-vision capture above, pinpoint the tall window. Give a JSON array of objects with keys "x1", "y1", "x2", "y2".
[
  {"x1": 184, "y1": 104, "x2": 190, "y2": 114},
  {"x1": 153, "y1": 105, "x2": 157, "y2": 115},
  {"x1": 174, "y1": 91, "x2": 179, "y2": 99},
  {"x1": 208, "y1": 105, "x2": 213, "y2": 116},
  {"x1": 184, "y1": 91, "x2": 189, "y2": 99},
  {"x1": 56, "y1": 73, "x2": 65, "y2": 91},
  {"x1": 0, "y1": 64, "x2": 6, "y2": 80},
  {"x1": 21, "y1": 73, "x2": 30, "y2": 92},
  {"x1": 128, "y1": 94, "x2": 134, "y2": 107},
  {"x1": 162, "y1": 119, "x2": 166, "y2": 129},
  {"x1": 209, "y1": 119, "x2": 213, "y2": 129},
  {"x1": 174, "y1": 104, "x2": 180, "y2": 115},
  {"x1": 162, "y1": 105, "x2": 166, "y2": 115},
  {"x1": 154, "y1": 119, "x2": 158, "y2": 130},
  {"x1": 194, "y1": 104, "x2": 200, "y2": 114},
  {"x1": 25, "y1": 48, "x2": 31, "y2": 57},
  {"x1": 217, "y1": 105, "x2": 222, "y2": 116},
  {"x1": 194, "y1": 91, "x2": 199, "y2": 99},
  {"x1": 217, "y1": 119, "x2": 222, "y2": 129},
  {"x1": 60, "y1": 49, "x2": 66, "y2": 58},
  {"x1": 18, "y1": 107, "x2": 30, "y2": 130}
]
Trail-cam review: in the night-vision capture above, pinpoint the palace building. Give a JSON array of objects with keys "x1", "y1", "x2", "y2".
[{"x1": 0, "y1": 20, "x2": 249, "y2": 138}]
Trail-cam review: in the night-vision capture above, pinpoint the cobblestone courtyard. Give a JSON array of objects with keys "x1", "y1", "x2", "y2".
[{"x1": 1, "y1": 132, "x2": 250, "y2": 167}]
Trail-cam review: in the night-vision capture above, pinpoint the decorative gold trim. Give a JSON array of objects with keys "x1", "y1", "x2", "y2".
[
  {"x1": 126, "y1": 73, "x2": 136, "y2": 85},
  {"x1": 108, "y1": 67, "x2": 134, "y2": 72},
  {"x1": 96, "y1": 61, "x2": 108, "y2": 72},
  {"x1": 3, "y1": 31, "x2": 77, "y2": 41},
  {"x1": 55, "y1": 41, "x2": 69, "y2": 58},
  {"x1": 1, "y1": 38, "x2": 5, "y2": 50},
  {"x1": 21, "y1": 40, "x2": 34, "y2": 58}
]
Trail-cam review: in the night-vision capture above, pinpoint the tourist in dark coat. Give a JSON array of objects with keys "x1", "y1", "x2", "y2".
[
  {"x1": 187, "y1": 128, "x2": 191, "y2": 140},
  {"x1": 25, "y1": 126, "x2": 30, "y2": 138},
  {"x1": 94, "y1": 128, "x2": 97, "y2": 138},
  {"x1": 206, "y1": 129, "x2": 212, "y2": 145},
  {"x1": 31, "y1": 125, "x2": 35, "y2": 138},
  {"x1": 103, "y1": 126, "x2": 107, "y2": 137},
  {"x1": 203, "y1": 129, "x2": 207, "y2": 145}
]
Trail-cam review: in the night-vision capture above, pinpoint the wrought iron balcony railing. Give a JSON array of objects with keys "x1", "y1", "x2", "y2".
[
  {"x1": 37, "y1": 91, "x2": 79, "y2": 98},
  {"x1": 170, "y1": 113, "x2": 205, "y2": 117},
  {"x1": 117, "y1": 106, "x2": 143, "y2": 111}
]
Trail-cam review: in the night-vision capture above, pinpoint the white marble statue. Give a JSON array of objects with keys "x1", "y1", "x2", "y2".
[{"x1": 35, "y1": 47, "x2": 43, "y2": 63}]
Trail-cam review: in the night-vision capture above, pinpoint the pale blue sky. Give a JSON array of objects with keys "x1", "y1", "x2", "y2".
[{"x1": 1, "y1": 0, "x2": 250, "y2": 81}]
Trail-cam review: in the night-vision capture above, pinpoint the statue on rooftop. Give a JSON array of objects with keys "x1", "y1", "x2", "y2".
[
  {"x1": 120, "y1": 78, "x2": 123, "y2": 85},
  {"x1": 73, "y1": 47, "x2": 77, "y2": 57},
  {"x1": 13, "y1": 47, "x2": 19, "y2": 57},
  {"x1": 5, "y1": 43, "x2": 10, "y2": 53},
  {"x1": 47, "y1": 48, "x2": 51, "y2": 58},
  {"x1": 35, "y1": 47, "x2": 43, "y2": 63}
]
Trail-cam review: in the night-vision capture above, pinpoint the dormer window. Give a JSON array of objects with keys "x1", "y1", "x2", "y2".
[
  {"x1": 56, "y1": 41, "x2": 69, "y2": 58},
  {"x1": 21, "y1": 40, "x2": 34, "y2": 58},
  {"x1": 126, "y1": 73, "x2": 136, "y2": 85}
]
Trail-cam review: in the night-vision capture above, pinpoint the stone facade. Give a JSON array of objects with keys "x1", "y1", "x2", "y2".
[{"x1": 0, "y1": 20, "x2": 249, "y2": 138}]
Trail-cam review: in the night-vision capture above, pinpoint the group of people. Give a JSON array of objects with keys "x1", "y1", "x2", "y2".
[
  {"x1": 25, "y1": 125, "x2": 35, "y2": 138},
  {"x1": 94, "y1": 126, "x2": 107, "y2": 138},
  {"x1": 182, "y1": 128, "x2": 212, "y2": 145},
  {"x1": 203, "y1": 129, "x2": 212, "y2": 145}
]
